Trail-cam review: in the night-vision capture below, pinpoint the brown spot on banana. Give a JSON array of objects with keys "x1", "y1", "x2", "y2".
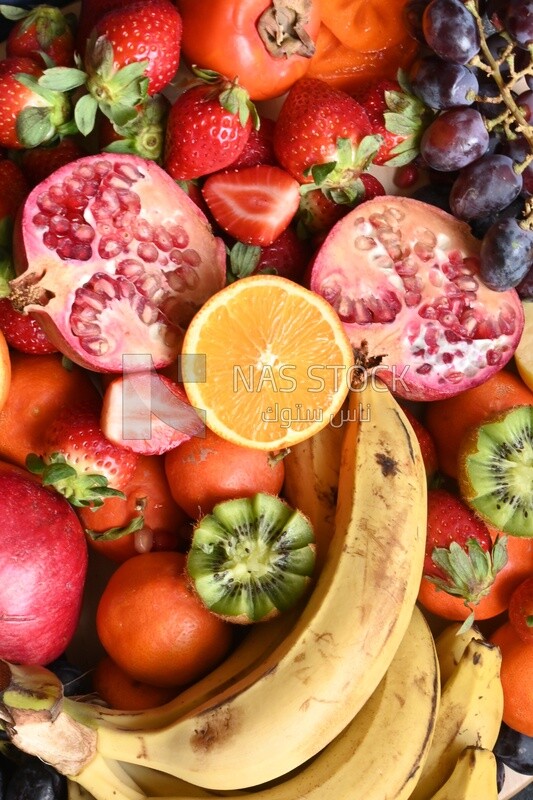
[
  {"x1": 375, "y1": 452, "x2": 399, "y2": 476},
  {"x1": 190, "y1": 706, "x2": 241, "y2": 753}
]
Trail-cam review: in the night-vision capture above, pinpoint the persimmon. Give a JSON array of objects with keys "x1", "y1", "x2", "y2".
[
  {"x1": 490, "y1": 621, "x2": 533, "y2": 737},
  {"x1": 306, "y1": 20, "x2": 419, "y2": 94},
  {"x1": 96, "y1": 551, "x2": 234, "y2": 688},
  {"x1": 0, "y1": 330, "x2": 10, "y2": 413},
  {"x1": 417, "y1": 533, "x2": 533, "y2": 623},
  {"x1": 164, "y1": 426, "x2": 285, "y2": 519},
  {"x1": 0, "y1": 352, "x2": 101, "y2": 468},
  {"x1": 78, "y1": 455, "x2": 188, "y2": 563},
  {"x1": 424, "y1": 369, "x2": 533, "y2": 478},
  {"x1": 93, "y1": 655, "x2": 178, "y2": 710}
]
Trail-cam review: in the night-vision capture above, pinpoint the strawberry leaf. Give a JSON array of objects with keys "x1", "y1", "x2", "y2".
[
  {"x1": 26, "y1": 452, "x2": 125, "y2": 508},
  {"x1": 227, "y1": 242, "x2": 262, "y2": 283},
  {"x1": 39, "y1": 67, "x2": 87, "y2": 92},
  {"x1": 15, "y1": 107, "x2": 55, "y2": 148},
  {"x1": 74, "y1": 93, "x2": 98, "y2": 136},
  {"x1": 428, "y1": 536, "x2": 509, "y2": 606}
]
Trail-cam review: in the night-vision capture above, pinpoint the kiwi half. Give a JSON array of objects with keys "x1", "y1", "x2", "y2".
[
  {"x1": 186, "y1": 493, "x2": 316, "y2": 623},
  {"x1": 458, "y1": 404, "x2": 533, "y2": 537}
]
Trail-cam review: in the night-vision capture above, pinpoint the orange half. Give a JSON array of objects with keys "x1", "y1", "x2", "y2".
[{"x1": 181, "y1": 275, "x2": 354, "y2": 450}]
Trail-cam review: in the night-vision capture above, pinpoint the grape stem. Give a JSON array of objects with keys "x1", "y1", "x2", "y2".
[{"x1": 466, "y1": 0, "x2": 533, "y2": 157}]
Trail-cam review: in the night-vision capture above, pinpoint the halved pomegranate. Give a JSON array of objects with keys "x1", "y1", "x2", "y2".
[
  {"x1": 11, "y1": 154, "x2": 226, "y2": 372},
  {"x1": 309, "y1": 196, "x2": 524, "y2": 401}
]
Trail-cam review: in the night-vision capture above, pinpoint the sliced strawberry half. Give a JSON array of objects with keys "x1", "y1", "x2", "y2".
[
  {"x1": 201, "y1": 165, "x2": 301, "y2": 247},
  {"x1": 101, "y1": 370, "x2": 205, "y2": 456}
]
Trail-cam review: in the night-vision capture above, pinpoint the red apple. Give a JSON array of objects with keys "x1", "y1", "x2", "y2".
[{"x1": 0, "y1": 461, "x2": 88, "y2": 665}]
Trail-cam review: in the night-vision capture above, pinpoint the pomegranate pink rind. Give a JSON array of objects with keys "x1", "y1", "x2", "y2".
[
  {"x1": 309, "y1": 195, "x2": 524, "y2": 401},
  {"x1": 11, "y1": 154, "x2": 226, "y2": 373}
]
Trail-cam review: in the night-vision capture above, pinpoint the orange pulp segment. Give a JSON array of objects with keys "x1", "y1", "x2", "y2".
[{"x1": 181, "y1": 275, "x2": 354, "y2": 450}]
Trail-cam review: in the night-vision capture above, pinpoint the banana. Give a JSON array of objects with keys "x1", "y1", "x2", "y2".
[
  {"x1": 434, "y1": 622, "x2": 483, "y2": 686},
  {"x1": 92, "y1": 603, "x2": 302, "y2": 732},
  {"x1": 282, "y1": 406, "x2": 345, "y2": 572},
  {"x1": 428, "y1": 746, "x2": 499, "y2": 800},
  {"x1": 0, "y1": 380, "x2": 427, "y2": 792},
  {"x1": 408, "y1": 637, "x2": 504, "y2": 800},
  {"x1": 73, "y1": 605, "x2": 439, "y2": 800}
]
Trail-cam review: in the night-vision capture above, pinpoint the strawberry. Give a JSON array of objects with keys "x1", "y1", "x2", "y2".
[
  {"x1": 0, "y1": 56, "x2": 72, "y2": 149},
  {"x1": 0, "y1": 158, "x2": 28, "y2": 223},
  {"x1": 64, "y1": 0, "x2": 182, "y2": 135},
  {"x1": 98, "y1": 93, "x2": 170, "y2": 162},
  {"x1": 26, "y1": 402, "x2": 139, "y2": 508},
  {"x1": 424, "y1": 488, "x2": 508, "y2": 628},
  {"x1": 75, "y1": 0, "x2": 125, "y2": 57},
  {"x1": 86, "y1": 0, "x2": 182, "y2": 95},
  {"x1": 164, "y1": 70, "x2": 256, "y2": 180},
  {"x1": 228, "y1": 115, "x2": 277, "y2": 169},
  {"x1": 296, "y1": 187, "x2": 351, "y2": 239},
  {"x1": 226, "y1": 226, "x2": 311, "y2": 285},
  {"x1": 201, "y1": 165, "x2": 301, "y2": 247},
  {"x1": 0, "y1": 298, "x2": 57, "y2": 354},
  {"x1": 19, "y1": 136, "x2": 85, "y2": 187},
  {"x1": 402, "y1": 407, "x2": 438, "y2": 478},
  {"x1": 3, "y1": 4, "x2": 75, "y2": 67},
  {"x1": 273, "y1": 76, "x2": 380, "y2": 200},
  {"x1": 356, "y1": 74, "x2": 431, "y2": 166}
]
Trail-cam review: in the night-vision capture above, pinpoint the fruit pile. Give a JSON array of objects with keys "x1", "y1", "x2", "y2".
[{"x1": 0, "y1": 0, "x2": 532, "y2": 798}]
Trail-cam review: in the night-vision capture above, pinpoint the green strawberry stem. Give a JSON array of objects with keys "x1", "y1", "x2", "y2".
[
  {"x1": 25, "y1": 453, "x2": 125, "y2": 509},
  {"x1": 427, "y1": 536, "x2": 508, "y2": 632},
  {"x1": 301, "y1": 136, "x2": 383, "y2": 204}
]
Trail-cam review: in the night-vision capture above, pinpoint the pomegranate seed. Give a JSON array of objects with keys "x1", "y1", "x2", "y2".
[
  {"x1": 98, "y1": 236, "x2": 124, "y2": 259},
  {"x1": 137, "y1": 242, "x2": 158, "y2": 262}
]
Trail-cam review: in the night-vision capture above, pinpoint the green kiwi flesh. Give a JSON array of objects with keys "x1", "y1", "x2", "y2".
[
  {"x1": 186, "y1": 493, "x2": 316, "y2": 623},
  {"x1": 460, "y1": 405, "x2": 533, "y2": 537}
]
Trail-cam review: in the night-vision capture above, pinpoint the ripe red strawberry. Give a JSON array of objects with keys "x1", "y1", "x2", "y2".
[
  {"x1": 0, "y1": 299, "x2": 57, "y2": 354},
  {"x1": 356, "y1": 76, "x2": 430, "y2": 166},
  {"x1": 402, "y1": 407, "x2": 438, "y2": 478},
  {"x1": 0, "y1": 56, "x2": 71, "y2": 149},
  {"x1": 4, "y1": 4, "x2": 75, "y2": 67},
  {"x1": 26, "y1": 402, "x2": 139, "y2": 507},
  {"x1": 19, "y1": 136, "x2": 85, "y2": 187},
  {"x1": 0, "y1": 158, "x2": 28, "y2": 222},
  {"x1": 273, "y1": 77, "x2": 379, "y2": 197},
  {"x1": 424, "y1": 488, "x2": 508, "y2": 625},
  {"x1": 228, "y1": 116, "x2": 277, "y2": 169},
  {"x1": 67, "y1": 0, "x2": 181, "y2": 135},
  {"x1": 164, "y1": 72, "x2": 256, "y2": 180},
  {"x1": 226, "y1": 226, "x2": 311, "y2": 285},
  {"x1": 75, "y1": 0, "x2": 125, "y2": 57},
  {"x1": 201, "y1": 165, "x2": 301, "y2": 247}
]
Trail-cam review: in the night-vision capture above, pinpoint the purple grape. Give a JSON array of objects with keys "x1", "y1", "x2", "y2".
[
  {"x1": 479, "y1": 217, "x2": 533, "y2": 290},
  {"x1": 409, "y1": 56, "x2": 479, "y2": 108},
  {"x1": 505, "y1": 0, "x2": 533, "y2": 48},
  {"x1": 403, "y1": 0, "x2": 432, "y2": 42},
  {"x1": 422, "y1": 0, "x2": 480, "y2": 64},
  {"x1": 494, "y1": 721, "x2": 533, "y2": 775},
  {"x1": 497, "y1": 134, "x2": 533, "y2": 196},
  {"x1": 475, "y1": 73, "x2": 507, "y2": 119},
  {"x1": 516, "y1": 89, "x2": 533, "y2": 121},
  {"x1": 449, "y1": 153, "x2": 523, "y2": 219},
  {"x1": 420, "y1": 107, "x2": 489, "y2": 171}
]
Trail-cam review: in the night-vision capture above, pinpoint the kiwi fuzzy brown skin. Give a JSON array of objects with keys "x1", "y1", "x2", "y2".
[
  {"x1": 186, "y1": 493, "x2": 316, "y2": 625},
  {"x1": 457, "y1": 404, "x2": 533, "y2": 538}
]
